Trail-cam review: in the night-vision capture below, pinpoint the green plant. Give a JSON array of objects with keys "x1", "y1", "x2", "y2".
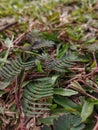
[
  {"x1": 41, "y1": 114, "x2": 85, "y2": 130},
  {"x1": 38, "y1": 54, "x2": 75, "y2": 72},
  {"x1": 22, "y1": 76, "x2": 57, "y2": 117},
  {"x1": 0, "y1": 56, "x2": 35, "y2": 89}
]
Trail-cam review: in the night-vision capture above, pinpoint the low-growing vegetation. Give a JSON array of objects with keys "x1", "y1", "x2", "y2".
[{"x1": 0, "y1": 0, "x2": 98, "y2": 130}]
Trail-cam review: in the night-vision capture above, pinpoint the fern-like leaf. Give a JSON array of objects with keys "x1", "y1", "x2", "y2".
[
  {"x1": 38, "y1": 54, "x2": 75, "y2": 72},
  {"x1": 22, "y1": 76, "x2": 58, "y2": 117},
  {"x1": 0, "y1": 57, "x2": 35, "y2": 89},
  {"x1": 0, "y1": 57, "x2": 35, "y2": 80}
]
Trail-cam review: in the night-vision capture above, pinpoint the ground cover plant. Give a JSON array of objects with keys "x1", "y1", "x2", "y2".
[{"x1": 0, "y1": 0, "x2": 98, "y2": 130}]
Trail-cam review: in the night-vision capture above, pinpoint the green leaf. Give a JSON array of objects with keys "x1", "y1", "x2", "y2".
[
  {"x1": 54, "y1": 88, "x2": 78, "y2": 96},
  {"x1": 23, "y1": 43, "x2": 31, "y2": 51},
  {"x1": 0, "y1": 58, "x2": 9, "y2": 64},
  {"x1": 57, "y1": 43, "x2": 68, "y2": 58},
  {"x1": 70, "y1": 81, "x2": 87, "y2": 95},
  {"x1": 54, "y1": 96, "x2": 81, "y2": 113},
  {"x1": 81, "y1": 99, "x2": 94, "y2": 122},
  {"x1": 84, "y1": 38, "x2": 96, "y2": 44},
  {"x1": 51, "y1": 108, "x2": 71, "y2": 115},
  {"x1": 41, "y1": 114, "x2": 85, "y2": 130},
  {"x1": 35, "y1": 60, "x2": 43, "y2": 72},
  {"x1": 53, "y1": 114, "x2": 85, "y2": 130},
  {"x1": 89, "y1": 61, "x2": 96, "y2": 70},
  {"x1": 0, "y1": 106, "x2": 5, "y2": 114},
  {"x1": 5, "y1": 37, "x2": 13, "y2": 48},
  {"x1": 38, "y1": 54, "x2": 75, "y2": 72},
  {"x1": 0, "y1": 90, "x2": 5, "y2": 97},
  {"x1": 39, "y1": 116, "x2": 58, "y2": 125},
  {"x1": 22, "y1": 81, "x2": 31, "y2": 88},
  {"x1": 0, "y1": 81, "x2": 10, "y2": 89},
  {"x1": 0, "y1": 57, "x2": 35, "y2": 89},
  {"x1": 22, "y1": 76, "x2": 58, "y2": 117},
  {"x1": 42, "y1": 32, "x2": 60, "y2": 43}
]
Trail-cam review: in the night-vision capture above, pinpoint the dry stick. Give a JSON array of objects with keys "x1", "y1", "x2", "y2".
[
  {"x1": 15, "y1": 77, "x2": 21, "y2": 112},
  {"x1": 66, "y1": 66, "x2": 98, "y2": 85},
  {"x1": 77, "y1": 79, "x2": 98, "y2": 93},
  {"x1": 72, "y1": 79, "x2": 97, "y2": 100},
  {"x1": 15, "y1": 77, "x2": 27, "y2": 130},
  {"x1": 86, "y1": 93, "x2": 97, "y2": 100},
  {"x1": 76, "y1": 82, "x2": 97, "y2": 100},
  {"x1": 13, "y1": 20, "x2": 35, "y2": 46},
  {"x1": 70, "y1": 84, "x2": 97, "y2": 100},
  {"x1": 20, "y1": 113, "x2": 28, "y2": 130},
  {"x1": 0, "y1": 21, "x2": 18, "y2": 32},
  {"x1": 85, "y1": 67, "x2": 98, "y2": 79},
  {"x1": 13, "y1": 30, "x2": 29, "y2": 45}
]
